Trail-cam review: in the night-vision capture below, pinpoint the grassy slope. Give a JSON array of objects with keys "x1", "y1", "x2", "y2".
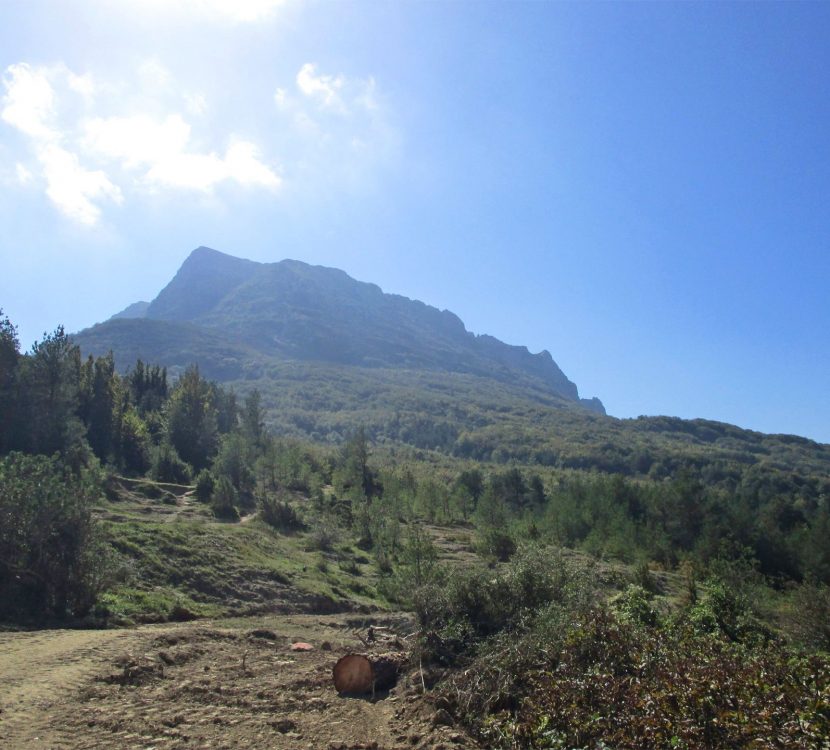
[{"x1": 96, "y1": 479, "x2": 383, "y2": 623}]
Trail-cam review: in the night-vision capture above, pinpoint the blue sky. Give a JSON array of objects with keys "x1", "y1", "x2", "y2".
[{"x1": 1, "y1": 1, "x2": 829, "y2": 443}]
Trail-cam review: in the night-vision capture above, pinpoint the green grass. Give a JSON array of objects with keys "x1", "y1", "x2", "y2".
[
  {"x1": 100, "y1": 501, "x2": 384, "y2": 623},
  {"x1": 96, "y1": 587, "x2": 218, "y2": 623}
]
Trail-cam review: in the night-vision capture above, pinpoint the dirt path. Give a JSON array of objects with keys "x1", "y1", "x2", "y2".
[
  {"x1": 0, "y1": 627, "x2": 136, "y2": 747},
  {"x1": 0, "y1": 615, "x2": 478, "y2": 750}
]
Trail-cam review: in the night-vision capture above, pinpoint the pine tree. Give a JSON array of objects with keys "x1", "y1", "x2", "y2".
[
  {"x1": 0, "y1": 310, "x2": 20, "y2": 453},
  {"x1": 166, "y1": 365, "x2": 218, "y2": 470}
]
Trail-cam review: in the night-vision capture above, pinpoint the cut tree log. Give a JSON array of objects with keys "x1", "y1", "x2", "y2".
[{"x1": 332, "y1": 652, "x2": 408, "y2": 694}]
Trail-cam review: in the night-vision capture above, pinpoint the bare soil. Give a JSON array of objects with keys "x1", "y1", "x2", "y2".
[{"x1": 0, "y1": 614, "x2": 480, "y2": 750}]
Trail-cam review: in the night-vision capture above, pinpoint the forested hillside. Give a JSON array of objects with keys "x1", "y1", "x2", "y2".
[
  {"x1": 70, "y1": 248, "x2": 830, "y2": 545},
  {"x1": 4, "y1": 306, "x2": 830, "y2": 603},
  {"x1": 2, "y1": 304, "x2": 830, "y2": 746}
]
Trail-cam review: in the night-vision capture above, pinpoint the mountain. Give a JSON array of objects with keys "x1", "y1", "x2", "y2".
[
  {"x1": 109, "y1": 301, "x2": 149, "y2": 320},
  {"x1": 72, "y1": 247, "x2": 830, "y2": 478},
  {"x1": 77, "y1": 246, "x2": 604, "y2": 413}
]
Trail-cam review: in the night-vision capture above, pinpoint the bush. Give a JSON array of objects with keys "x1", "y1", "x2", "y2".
[
  {"x1": 477, "y1": 527, "x2": 517, "y2": 562},
  {"x1": 305, "y1": 513, "x2": 341, "y2": 552},
  {"x1": 499, "y1": 612, "x2": 830, "y2": 749},
  {"x1": 211, "y1": 475, "x2": 240, "y2": 521},
  {"x1": 415, "y1": 546, "x2": 593, "y2": 664},
  {"x1": 119, "y1": 409, "x2": 151, "y2": 474},
  {"x1": 433, "y1": 589, "x2": 830, "y2": 749},
  {"x1": 0, "y1": 453, "x2": 110, "y2": 619},
  {"x1": 377, "y1": 524, "x2": 442, "y2": 605},
  {"x1": 615, "y1": 584, "x2": 659, "y2": 627},
  {"x1": 195, "y1": 470, "x2": 215, "y2": 503},
  {"x1": 788, "y1": 581, "x2": 830, "y2": 651},
  {"x1": 259, "y1": 491, "x2": 304, "y2": 532},
  {"x1": 632, "y1": 559, "x2": 660, "y2": 594},
  {"x1": 688, "y1": 576, "x2": 769, "y2": 644},
  {"x1": 213, "y1": 433, "x2": 256, "y2": 508},
  {"x1": 150, "y1": 441, "x2": 191, "y2": 484},
  {"x1": 374, "y1": 545, "x2": 393, "y2": 574}
]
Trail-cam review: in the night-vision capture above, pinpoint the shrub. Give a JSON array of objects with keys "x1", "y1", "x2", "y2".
[
  {"x1": 213, "y1": 433, "x2": 256, "y2": 508},
  {"x1": 377, "y1": 524, "x2": 442, "y2": 606},
  {"x1": 0, "y1": 453, "x2": 110, "y2": 619},
  {"x1": 788, "y1": 581, "x2": 830, "y2": 651},
  {"x1": 374, "y1": 545, "x2": 393, "y2": 574},
  {"x1": 688, "y1": 576, "x2": 770, "y2": 644},
  {"x1": 415, "y1": 546, "x2": 593, "y2": 664},
  {"x1": 435, "y1": 594, "x2": 830, "y2": 749},
  {"x1": 305, "y1": 513, "x2": 340, "y2": 552},
  {"x1": 211, "y1": 475, "x2": 239, "y2": 521},
  {"x1": 119, "y1": 409, "x2": 151, "y2": 474},
  {"x1": 150, "y1": 441, "x2": 191, "y2": 484},
  {"x1": 615, "y1": 584, "x2": 659, "y2": 627},
  {"x1": 194, "y1": 470, "x2": 215, "y2": 503},
  {"x1": 259, "y1": 491, "x2": 304, "y2": 532},
  {"x1": 502, "y1": 612, "x2": 830, "y2": 749},
  {"x1": 632, "y1": 558, "x2": 660, "y2": 594},
  {"x1": 477, "y1": 527, "x2": 517, "y2": 562}
]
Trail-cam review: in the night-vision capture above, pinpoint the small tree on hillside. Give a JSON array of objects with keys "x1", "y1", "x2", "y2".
[
  {"x1": 211, "y1": 475, "x2": 240, "y2": 521},
  {"x1": 401, "y1": 524, "x2": 439, "y2": 588},
  {"x1": 166, "y1": 365, "x2": 218, "y2": 470},
  {"x1": 241, "y1": 389, "x2": 266, "y2": 446},
  {"x1": 18, "y1": 327, "x2": 84, "y2": 457},
  {"x1": 0, "y1": 453, "x2": 109, "y2": 619},
  {"x1": 0, "y1": 310, "x2": 20, "y2": 453}
]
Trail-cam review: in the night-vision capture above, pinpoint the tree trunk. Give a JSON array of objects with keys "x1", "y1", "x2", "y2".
[{"x1": 332, "y1": 652, "x2": 408, "y2": 694}]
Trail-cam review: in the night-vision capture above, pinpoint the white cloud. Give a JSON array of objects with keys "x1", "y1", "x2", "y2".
[
  {"x1": 84, "y1": 112, "x2": 280, "y2": 192},
  {"x1": 292, "y1": 110, "x2": 323, "y2": 139},
  {"x1": 83, "y1": 113, "x2": 191, "y2": 168},
  {"x1": 2, "y1": 60, "x2": 281, "y2": 223},
  {"x1": 296, "y1": 63, "x2": 346, "y2": 111},
  {"x1": 1, "y1": 63, "x2": 121, "y2": 224},
  {"x1": 197, "y1": 0, "x2": 286, "y2": 23},
  {"x1": 224, "y1": 141, "x2": 281, "y2": 188},
  {"x1": 16, "y1": 162, "x2": 33, "y2": 185},
  {"x1": 144, "y1": 151, "x2": 227, "y2": 191},
  {"x1": 138, "y1": 59, "x2": 173, "y2": 92},
  {"x1": 67, "y1": 71, "x2": 95, "y2": 99},
  {"x1": 355, "y1": 77, "x2": 378, "y2": 112},
  {"x1": 1, "y1": 63, "x2": 56, "y2": 140},
  {"x1": 39, "y1": 144, "x2": 123, "y2": 225},
  {"x1": 2, "y1": 54, "x2": 391, "y2": 223},
  {"x1": 271, "y1": 64, "x2": 400, "y2": 193},
  {"x1": 282, "y1": 64, "x2": 382, "y2": 120},
  {"x1": 185, "y1": 93, "x2": 207, "y2": 116},
  {"x1": 145, "y1": 140, "x2": 280, "y2": 192}
]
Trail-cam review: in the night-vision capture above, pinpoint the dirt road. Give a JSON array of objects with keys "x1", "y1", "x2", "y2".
[
  {"x1": 0, "y1": 627, "x2": 136, "y2": 747},
  {"x1": 0, "y1": 615, "x2": 477, "y2": 750}
]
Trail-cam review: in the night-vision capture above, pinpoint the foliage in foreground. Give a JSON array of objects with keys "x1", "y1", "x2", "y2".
[
  {"x1": 416, "y1": 548, "x2": 830, "y2": 750},
  {"x1": 498, "y1": 612, "x2": 830, "y2": 749}
]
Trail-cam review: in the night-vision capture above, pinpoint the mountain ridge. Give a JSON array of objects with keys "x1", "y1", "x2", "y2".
[
  {"x1": 92, "y1": 246, "x2": 604, "y2": 413},
  {"x1": 71, "y1": 248, "x2": 830, "y2": 474}
]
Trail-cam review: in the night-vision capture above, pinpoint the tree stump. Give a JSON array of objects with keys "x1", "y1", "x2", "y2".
[{"x1": 332, "y1": 652, "x2": 408, "y2": 694}]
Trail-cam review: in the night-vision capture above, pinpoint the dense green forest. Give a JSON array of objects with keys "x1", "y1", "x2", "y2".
[{"x1": 2, "y1": 308, "x2": 829, "y2": 747}]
